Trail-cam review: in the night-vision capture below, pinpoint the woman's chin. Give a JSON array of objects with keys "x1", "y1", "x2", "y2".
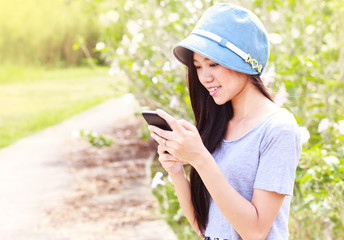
[{"x1": 213, "y1": 98, "x2": 228, "y2": 106}]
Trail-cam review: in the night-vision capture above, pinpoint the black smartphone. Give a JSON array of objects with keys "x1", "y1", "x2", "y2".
[{"x1": 141, "y1": 110, "x2": 172, "y2": 131}]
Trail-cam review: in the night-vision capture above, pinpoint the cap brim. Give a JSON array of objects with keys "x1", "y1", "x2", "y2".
[{"x1": 173, "y1": 33, "x2": 257, "y2": 75}]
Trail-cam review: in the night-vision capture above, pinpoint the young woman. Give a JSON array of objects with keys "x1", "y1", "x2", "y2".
[{"x1": 148, "y1": 3, "x2": 301, "y2": 240}]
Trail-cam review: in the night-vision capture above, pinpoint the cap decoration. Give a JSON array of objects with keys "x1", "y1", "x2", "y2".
[{"x1": 245, "y1": 55, "x2": 262, "y2": 73}]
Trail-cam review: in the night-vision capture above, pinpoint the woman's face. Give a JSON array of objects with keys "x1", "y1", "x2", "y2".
[{"x1": 193, "y1": 52, "x2": 249, "y2": 105}]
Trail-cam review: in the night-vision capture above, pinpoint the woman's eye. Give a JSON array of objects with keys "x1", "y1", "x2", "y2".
[{"x1": 194, "y1": 63, "x2": 218, "y2": 69}]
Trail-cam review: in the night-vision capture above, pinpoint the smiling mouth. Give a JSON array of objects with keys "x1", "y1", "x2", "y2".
[
  {"x1": 208, "y1": 86, "x2": 221, "y2": 96},
  {"x1": 208, "y1": 87, "x2": 219, "y2": 92}
]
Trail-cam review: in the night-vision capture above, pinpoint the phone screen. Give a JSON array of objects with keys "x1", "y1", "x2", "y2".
[{"x1": 141, "y1": 111, "x2": 172, "y2": 131}]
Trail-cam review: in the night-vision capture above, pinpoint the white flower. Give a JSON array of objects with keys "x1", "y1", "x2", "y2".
[
  {"x1": 95, "y1": 42, "x2": 105, "y2": 51},
  {"x1": 99, "y1": 13, "x2": 109, "y2": 26},
  {"x1": 127, "y1": 20, "x2": 141, "y2": 36},
  {"x1": 291, "y1": 27, "x2": 300, "y2": 39},
  {"x1": 306, "y1": 25, "x2": 316, "y2": 35},
  {"x1": 262, "y1": 64, "x2": 275, "y2": 86},
  {"x1": 160, "y1": 1, "x2": 166, "y2": 7},
  {"x1": 338, "y1": 120, "x2": 344, "y2": 135},
  {"x1": 269, "y1": 33, "x2": 283, "y2": 45},
  {"x1": 323, "y1": 198, "x2": 330, "y2": 209},
  {"x1": 323, "y1": 156, "x2": 339, "y2": 166},
  {"x1": 132, "y1": 62, "x2": 140, "y2": 72},
  {"x1": 162, "y1": 61, "x2": 171, "y2": 72},
  {"x1": 116, "y1": 47, "x2": 124, "y2": 55},
  {"x1": 169, "y1": 95, "x2": 180, "y2": 109},
  {"x1": 106, "y1": 10, "x2": 119, "y2": 23},
  {"x1": 152, "y1": 77, "x2": 158, "y2": 84},
  {"x1": 154, "y1": 9, "x2": 163, "y2": 18},
  {"x1": 270, "y1": 10, "x2": 280, "y2": 22},
  {"x1": 108, "y1": 61, "x2": 124, "y2": 77},
  {"x1": 194, "y1": 0, "x2": 203, "y2": 9},
  {"x1": 121, "y1": 35, "x2": 130, "y2": 45},
  {"x1": 71, "y1": 129, "x2": 80, "y2": 139},
  {"x1": 274, "y1": 85, "x2": 288, "y2": 107},
  {"x1": 124, "y1": 0, "x2": 133, "y2": 11},
  {"x1": 145, "y1": 20, "x2": 152, "y2": 28},
  {"x1": 151, "y1": 172, "x2": 166, "y2": 189},
  {"x1": 129, "y1": 42, "x2": 139, "y2": 55},
  {"x1": 185, "y1": 2, "x2": 196, "y2": 13},
  {"x1": 108, "y1": 68, "x2": 116, "y2": 77},
  {"x1": 170, "y1": 58, "x2": 180, "y2": 69},
  {"x1": 318, "y1": 118, "x2": 330, "y2": 133},
  {"x1": 132, "y1": 33, "x2": 144, "y2": 44},
  {"x1": 140, "y1": 67, "x2": 147, "y2": 75},
  {"x1": 299, "y1": 126, "x2": 310, "y2": 144},
  {"x1": 168, "y1": 13, "x2": 179, "y2": 22}
]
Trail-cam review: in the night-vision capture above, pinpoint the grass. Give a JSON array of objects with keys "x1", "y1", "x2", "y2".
[{"x1": 0, "y1": 65, "x2": 128, "y2": 149}]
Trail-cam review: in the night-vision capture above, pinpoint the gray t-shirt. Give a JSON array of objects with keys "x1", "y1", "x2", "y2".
[{"x1": 204, "y1": 108, "x2": 301, "y2": 240}]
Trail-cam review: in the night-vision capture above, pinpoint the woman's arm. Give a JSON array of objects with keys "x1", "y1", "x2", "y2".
[
  {"x1": 150, "y1": 109, "x2": 285, "y2": 240},
  {"x1": 153, "y1": 140, "x2": 203, "y2": 237},
  {"x1": 168, "y1": 168, "x2": 203, "y2": 237},
  {"x1": 194, "y1": 152, "x2": 285, "y2": 240}
]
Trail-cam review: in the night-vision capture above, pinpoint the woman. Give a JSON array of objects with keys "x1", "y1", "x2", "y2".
[{"x1": 148, "y1": 3, "x2": 301, "y2": 240}]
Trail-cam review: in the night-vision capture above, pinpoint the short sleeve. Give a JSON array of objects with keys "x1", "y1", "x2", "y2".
[{"x1": 254, "y1": 117, "x2": 301, "y2": 196}]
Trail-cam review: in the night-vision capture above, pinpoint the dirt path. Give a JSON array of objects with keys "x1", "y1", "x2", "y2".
[{"x1": 0, "y1": 94, "x2": 177, "y2": 240}]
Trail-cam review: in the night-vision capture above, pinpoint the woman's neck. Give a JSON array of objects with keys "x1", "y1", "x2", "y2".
[
  {"x1": 231, "y1": 83, "x2": 277, "y2": 122},
  {"x1": 225, "y1": 84, "x2": 278, "y2": 141}
]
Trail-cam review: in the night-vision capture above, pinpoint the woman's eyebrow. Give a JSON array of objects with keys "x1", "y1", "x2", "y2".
[{"x1": 193, "y1": 57, "x2": 212, "y2": 63}]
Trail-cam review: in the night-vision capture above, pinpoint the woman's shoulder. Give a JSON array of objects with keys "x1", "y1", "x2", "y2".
[
  {"x1": 263, "y1": 107, "x2": 300, "y2": 134},
  {"x1": 259, "y1": 107, "x2": 302, "y2": 153}
]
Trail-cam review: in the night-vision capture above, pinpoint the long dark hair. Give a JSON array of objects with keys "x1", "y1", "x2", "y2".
[{"x1": 186, "y1": 51, "x2": 273, "y2": 232}]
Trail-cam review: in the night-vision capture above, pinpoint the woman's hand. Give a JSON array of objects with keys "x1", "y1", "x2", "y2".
[
  {"x1": 156, "y1": 144, "x2": 186, "y2": 175},
  {"x1": 148, "y1": 109, "x2": 210, "y2": 167}
]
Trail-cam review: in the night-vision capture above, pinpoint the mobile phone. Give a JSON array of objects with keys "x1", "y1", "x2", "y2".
[{"x1": 141, "y1": 110, "x2": 172, "y2": 131}]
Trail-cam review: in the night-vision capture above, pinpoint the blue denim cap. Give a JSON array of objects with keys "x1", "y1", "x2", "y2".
[{"x1": 173, "y1": 3, "x2": 269, "y2": 75}]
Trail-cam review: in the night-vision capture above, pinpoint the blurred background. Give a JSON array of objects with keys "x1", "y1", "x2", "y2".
[{"x1": 0, "y1": 0, "x2": 343, "y2": 239}]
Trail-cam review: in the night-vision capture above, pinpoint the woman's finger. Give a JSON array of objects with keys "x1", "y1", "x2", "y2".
[
  {"x1": 150, "y1": 131, "x2": 167, "y2": 146},
  {"x1": 178, "y1": 119, "x2": 197, "y2": 131},
  {"x1": 157, "y1": 147, "x2": 189, "y2": 165},
  {"x1": 148, "y1": 125, "x2": 174, "y2": 141},
  {"x1": 156, "y1": 109, "x2": 184, "y2": 133},
  {"x1": 164, "y1": 160, "x2": 189, "y2": 165},
  {"x1": 157, "y1": 143, "x2": 170, "y2": 155},
  {"x1": 159, "y1": 157, "x2": 189, "y2": 165}
]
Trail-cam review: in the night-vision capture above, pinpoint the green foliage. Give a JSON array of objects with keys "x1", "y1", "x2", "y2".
[
  {"x1": 91, "y1": 0, "x2": 344, "y2": 238},
  {"x1": 255, "y1": 0, "x2": 344, "y2": 238},
  {"x1": 79, "y1": 129, "x2": 113, "y2": 147},
  {"x1": 0, "y1": 0, "x2": 101, "y2": 66},
  {"x1": 87, "y1": 0, "x2": 216, "y2": 120}
]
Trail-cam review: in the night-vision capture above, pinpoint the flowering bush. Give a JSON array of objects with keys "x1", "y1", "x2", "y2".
[
  {"x1": 91, "y1": 0, "x2": 214, "y2": 120},
  {"x1": 89, "y1": 0, "x2": 344, "y2": 238}
]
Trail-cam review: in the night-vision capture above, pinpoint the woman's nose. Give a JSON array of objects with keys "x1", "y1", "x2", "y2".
[{"x1": 198, "y1": 69, "x2": 213, "y2": 83}]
